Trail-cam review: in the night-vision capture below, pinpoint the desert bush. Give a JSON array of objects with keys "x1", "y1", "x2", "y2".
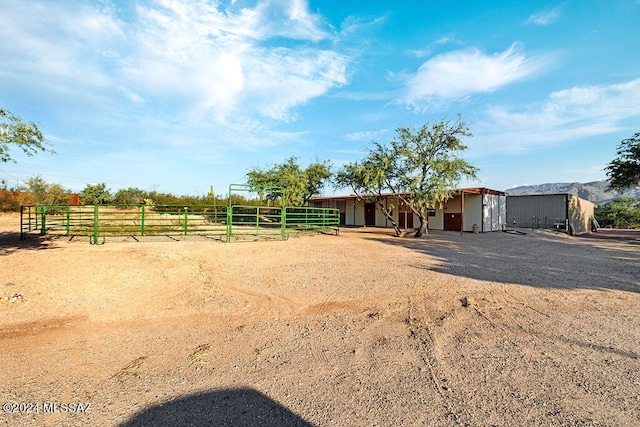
[
  {"x1": 595, "y1": 197, "x2": 640, "y2": 228},
  {"x1": 80, "y1": 183, "x2": 113, "y2": 205},
  {"x1": 113, "y1": 187, "x2": 148, "y2": 205},
  {"x1": 0, "y1": 176, "x2": 72, "y2": 211},
  {"x1": 0, "y1": 190, "x2": 21, "y2": 211}
]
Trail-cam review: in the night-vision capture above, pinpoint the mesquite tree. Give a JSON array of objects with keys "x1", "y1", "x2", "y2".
[
  {"x1": 1, "y1": 108, "x2": 53, "y2": 163},
  {"x1": 336, "y1": 116, "x2": 478, "y2": 237},
  {"x1": 605, "y1": 132, "x2": 640, "y2": 191},
  {"x1": 334, "y1": 144, "x2": 403, "y2": 235}
]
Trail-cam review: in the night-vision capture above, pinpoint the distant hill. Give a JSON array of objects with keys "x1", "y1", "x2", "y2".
[{"x1": 505, "y1": 180, "x2": 640, "y2": 205}]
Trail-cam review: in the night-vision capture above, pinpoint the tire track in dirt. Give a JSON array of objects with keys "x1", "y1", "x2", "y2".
[
  {"x1": 362, "y1": 317, "x2": 422, "y2": 426},
  {"x1": 0, "y1": 315, "x2": 86, "y2": 339},
  {"x1": 307, "y1": 290, "x2": 338, "y2": 376},
  {"x1": 221, "y1": 285, "x2": 299, "y2": 317},
  {"x1": 405, "y1": 295, "x2": 473, "y2": 425},
  {"x1": 92, "y1": 255, "x2": 204, "y2": 321},
  {"x1": 110, "y1": 256, "x2": 301, "y2": 321},
  {"x1": 476, "y1": 283, "x2": 640, "y2": 421},
  {"x1": 460, "y1": 289, "x2": 638, "y2": 421},
  {"x1": 306, "y1": 288, "x2": 425, "y2": 424},
  {"x1": 499, "y1": 283, "x2": 639, "y2": 362}
]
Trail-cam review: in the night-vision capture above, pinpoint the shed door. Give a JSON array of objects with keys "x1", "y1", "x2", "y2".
[
  {"x1": 365, "y1": 203, "x2": 376, "y2": 226},
  {"x1": 399, "y1": 211, "x2": 413, "y2": 229},
  {"x1": 444, "y1": 213, "x2": 462, "y2": 231}
]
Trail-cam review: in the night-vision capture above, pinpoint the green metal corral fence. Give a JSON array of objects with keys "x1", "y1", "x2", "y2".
[
  {"x1": 20, "y1": 203, "x2": 339, "y2": 244},
  {"x1": 285, "y1": 207, "x2": 339, "y2": 233}
]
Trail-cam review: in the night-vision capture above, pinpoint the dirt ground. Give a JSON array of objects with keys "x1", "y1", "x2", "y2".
[{"x1": 0, "y1": 212, "x2": 638, "y2": 426}]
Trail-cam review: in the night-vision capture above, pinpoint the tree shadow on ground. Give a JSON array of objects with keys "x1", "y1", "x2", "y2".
[
  {"x1": 367, "y1": 229, "x2": 640, "y2": 294},
  {"x1": 120, "y1": 388, "x2": 312, "y2": 427},
  {"x1": 0, "y1": 232, "x2": 59, "y2": 256}
]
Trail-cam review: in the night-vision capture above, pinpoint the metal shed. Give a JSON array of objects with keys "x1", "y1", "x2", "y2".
[{"x1": 506, "y1": 194, "x2": 595, "y2": 235}]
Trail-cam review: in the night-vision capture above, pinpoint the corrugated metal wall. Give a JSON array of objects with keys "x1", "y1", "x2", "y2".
[
  {"x1": 506, "y1": 194, "x2": 568, "y2": 229},
  {"x1": 483, "y1": 194, "x2": 506, "y2": 231}
]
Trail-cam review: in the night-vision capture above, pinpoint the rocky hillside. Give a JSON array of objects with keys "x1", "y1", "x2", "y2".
[{"x1": 505, "y1": 180, "x2": 640, "y2": 205}]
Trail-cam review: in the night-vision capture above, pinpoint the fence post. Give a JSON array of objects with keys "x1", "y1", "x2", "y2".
[
  {"x1": 141, "y1": 204, "x2": 145, "y2": 236},
  {"x1": 66, "y1": 205, "x2": 71, "y2": 236},
  {"x1": 20, "y1": 206, "x2": 24, "y2": 240},
  {"x1": 226, "y1": 205, "x2": 232, "y2": 243},
  {"x1": 255, "y1": 206, "x2": 260, "y2": 235},
  {"x1": 40, "y1": 205, "x2": 46, "y2": 235},
  {"x1": 93, "y1": 205, "x2": 99, "y2": 243},
  {"x1": 184, "y1": 206, "x2": 188, "y2": 235},
  {"x1": 281, "y1": 207, "x2": 287, "y2": 240}
]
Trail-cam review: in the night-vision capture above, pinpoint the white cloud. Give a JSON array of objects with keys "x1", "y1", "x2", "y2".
[
  {"x1": 339, "y1": 15, "x2": 386, "y2": 38},
  {"x1": 0, "y1": 1, "x2": 122, "y2": 89},
  {"x1": 401, "y1": 43, "x2": 549, "y2": 110},
  {"x1": 0, "y1": 0, "x2": 352, "y2": 145},
  {"x1": 409, "y1": 36, "x2": 454, "y2": 58},
  {"x1": 344, "y1": 129, "x2": 389, "y2": 141},
  {"x1": 255, "y1": 0, "x2": 333, "y2": 42},
  {"x1": 527, "y1": 6, "x2": 562, "y2": 26},
  {"x1": 118, "y1": 86, "x2": 145, "y2": 104},
  {"x1": 244, "y1": 48, "x2": 348, "y2": 121},
  {"x1": 122, "y1": 0, "x2": 349, "y2": 122},
  {"x1": 475, "y1": 78, "x2": 640, "y2": 153}
]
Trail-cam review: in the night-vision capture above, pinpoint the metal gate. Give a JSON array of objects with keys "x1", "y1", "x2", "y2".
[{"x1": 20, "y1": 184, "x2": 340, "y2": 244}]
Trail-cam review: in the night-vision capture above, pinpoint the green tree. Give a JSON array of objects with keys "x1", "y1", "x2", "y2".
[
  {"x1": 335, "y1": 117, "x2": 478, "y2": 237},
  {"x1": 246, "y1": 157, "x2": 332, "y2": 206},
  {"x1": 80, "y1": 183, "x2": 113, "y2": 205},
  {"x1": 605, "y1": 132, "x2": 640, "y2": 191},
  {"x1": 595, "y1": 197, "x2": 640, "y2": 229},
  {"x1": 1, "y1": 108, "x2": 53, "y2": 163}
]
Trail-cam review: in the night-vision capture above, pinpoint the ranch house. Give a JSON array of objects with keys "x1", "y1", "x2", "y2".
[{"x1": 309, "y1": 188, "x2": 506, "y2": 233}]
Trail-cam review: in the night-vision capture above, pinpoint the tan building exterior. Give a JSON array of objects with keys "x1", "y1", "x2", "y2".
[{"x1": 309, "y1": 188, "x2": 506, "y2": 233}]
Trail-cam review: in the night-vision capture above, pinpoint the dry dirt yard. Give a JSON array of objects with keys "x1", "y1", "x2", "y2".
[{"x1": 0, "y1": 212, "x2": 639, "y2": 426}]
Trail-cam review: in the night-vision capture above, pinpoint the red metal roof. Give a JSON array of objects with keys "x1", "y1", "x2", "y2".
[{"x1": 309, "y1": 187, "x2": 504, "y2": 201}]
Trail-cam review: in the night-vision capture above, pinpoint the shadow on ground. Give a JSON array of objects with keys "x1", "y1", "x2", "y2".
[
  {"x1": 120, "y1": 388, "x2": 312, "y2": 427},
  {"x1": 0, "y1": 232, "x2": 59, "y2": 256},
  {"x1": 578, "y1": 228, "x2": 640, "y2": 244},
  {"x1": 368, "y1": 229, "x2": 640, "y2": 294}
]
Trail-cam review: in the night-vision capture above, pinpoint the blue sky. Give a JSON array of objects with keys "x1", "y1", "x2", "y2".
[{"x1": 1, "y1": 0, "x2": 639, "y2": 196}]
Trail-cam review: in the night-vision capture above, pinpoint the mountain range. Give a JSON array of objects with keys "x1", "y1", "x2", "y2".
[{"x1": 504, "y1": 181, "x2": 640, "y2": 205}]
